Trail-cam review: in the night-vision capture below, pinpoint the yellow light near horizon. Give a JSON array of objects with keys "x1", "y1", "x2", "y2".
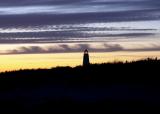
[
  {"x1": 0, "y1": 53, "x2": 82, "y2": 72},
  {"x1": 0, "y1": 51, "x2": 160, "y2": 72}
]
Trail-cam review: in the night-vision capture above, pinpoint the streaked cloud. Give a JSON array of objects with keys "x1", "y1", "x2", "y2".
[
  {"x1": 0, "y1": 0, "x2": 159, "y2": 54},
  {"x1": 1, "y1": 42, "x2": 160, "y2": 55},
  {"x1": 0, "y1": 22, "x2": 159, "y2": 43},
  {"x1": 0, "y1": 43, "x2": 124, "y2": 54}
]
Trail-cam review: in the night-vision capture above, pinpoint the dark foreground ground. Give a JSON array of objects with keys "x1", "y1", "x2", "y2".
[{"x1": 0, "y1": 58, "x2": 160, "y2": 113}]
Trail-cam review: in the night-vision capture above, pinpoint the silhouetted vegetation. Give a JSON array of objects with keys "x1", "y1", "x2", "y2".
[{"x1": 0, "y1": 58, "x2": 160, "y2": 113}]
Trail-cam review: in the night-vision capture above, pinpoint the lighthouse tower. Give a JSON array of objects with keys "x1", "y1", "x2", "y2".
[{"x1": 83, "y1": 49, "x2": 90, "y2": 66}]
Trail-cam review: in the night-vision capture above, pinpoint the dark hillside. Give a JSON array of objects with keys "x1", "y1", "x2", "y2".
[{"x1": 0, "y1": 58, "x2": 160, "y2": 113}]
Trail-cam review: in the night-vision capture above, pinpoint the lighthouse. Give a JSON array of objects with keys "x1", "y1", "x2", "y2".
[{"x1": 83, "y1": 49, "x2": 90, "y2": 66}]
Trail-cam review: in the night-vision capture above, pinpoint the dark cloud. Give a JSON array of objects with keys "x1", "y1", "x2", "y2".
[
  {"x1": 127, "y1": 44, "x2": 160, "y2": 52},
  {"x1": 0, "y1": 9, "x2": 160, "y2": 27},
  {"x1": 3, "y1": 42, "x2": 160, "y2": 55},
  {"x1": 3, "y1": 43, "x2": 124, "y2": 54},
  {"x1": 0, "y1": 0, "x2": 159, "y2": 46},
  {"x1": 0, "y1": 0, "x2": 160, "y2": 8},
  {"x1": 0, "y1": 31, "x2": 155, "y2": 43},
  {"x1": 0, "y1": 0, "x2": 84, "y2": 6},
  {"x1": 0, "y1": 0, "x2": 159, "y2": 27}
]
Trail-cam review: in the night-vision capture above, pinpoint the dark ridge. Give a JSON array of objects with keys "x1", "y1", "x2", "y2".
[{"x1": 0, "y1": 58, "x2": 160, "y2": 113}]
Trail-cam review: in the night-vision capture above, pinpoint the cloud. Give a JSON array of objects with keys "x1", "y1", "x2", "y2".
[
  {"x1": 0, "y1": 8, "x2": 160, "y2": 27},
  {"x1": 0, "y1": 24, "x2": 156, "y2": 43},
  {"x1": 0, "y1": 0, "x2": 159, "y2": 26},
  {"x1": 0, "y1": 0, "x2": 160, "y2": 8},
  {"x1": 2, "y1": 43, "x2": 124, "y2": 54},
  {"x1": 0, "y1": 32, "x2": 155, "y2": 44},
  {"x1": 0, "y1": 0, "x2": 84, "y2": 6},
  {"x1": 127, "y1": 44, "x2": 160, "y2": 52},
  {"x1": 0, "y1": 0, "x2": 159, "y2": 48},
  {"x1": 3, "y1": 43, "x2": 160, "y2": 55}
]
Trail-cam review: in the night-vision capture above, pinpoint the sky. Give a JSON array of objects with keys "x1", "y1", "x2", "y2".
[{"x1": 0, "y1": 0, "x2": 160, "y2": 71}]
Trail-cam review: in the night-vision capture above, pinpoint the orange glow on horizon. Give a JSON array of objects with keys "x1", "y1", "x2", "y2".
[{"x1": 0, "y1": 51, "x2": 160, "y2": 72}]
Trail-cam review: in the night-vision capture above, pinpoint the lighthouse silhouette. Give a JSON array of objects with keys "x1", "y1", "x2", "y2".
[{"x1": 83, "y1": 49, "x2": 90, "y2": 66}]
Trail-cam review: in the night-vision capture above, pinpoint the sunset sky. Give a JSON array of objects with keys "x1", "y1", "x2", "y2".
[{"x1": 0, "y1": 0, "x2": 160, "y2": 71}]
